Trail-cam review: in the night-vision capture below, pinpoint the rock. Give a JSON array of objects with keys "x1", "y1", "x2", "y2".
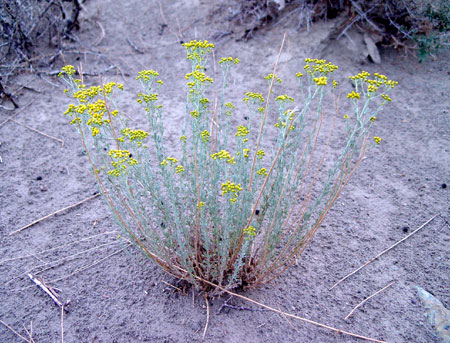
[
  {"x1": 415, "y1": 286, "x2": 450, "y2": 342},
  {"x1": 364, "y1": 33, "x2": 381, "y2": 64}
]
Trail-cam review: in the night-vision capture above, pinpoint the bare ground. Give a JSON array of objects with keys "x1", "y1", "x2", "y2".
[{"x1": 1, "y1": 1, "x2": 449, "y2": 342}]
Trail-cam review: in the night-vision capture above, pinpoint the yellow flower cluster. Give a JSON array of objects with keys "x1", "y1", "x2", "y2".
[
  {"x1": 136, "y1": 69, "x2": 159, "y2": 82},
  {"x1": 60, "y1": 66, "x2": 75, "y2": 77},
  {"x1": 304, "y1": 58, "x2": 338, "y2": 76},
  {"x1": 295, "y1": 72, "x2": 303, "y2": 78},
  {"x1": 180, "y1": 135, "x2": 187, "y2": 142},
  {"x1": 160, "y1": 157, "x2": 179, "y2": 166},
  {"x1": 197, "y1": 201, "x2": 205, "y2": 209},
  {"x1": 368, "y1": 84, "x2": 378, "y2": 93},
  {"x1": 211, "y1": 150, "x2": 231, "y2": 160},
  {"x1": 349, "y1": 71, "x2": 370, "y2": 81},
  {"x1": 137, "y1": 92, "x2": 158, "y2": 104},
  {"x1": 381, "y1": 94, "x2": 392, "y2": 102},
  {"x1": 313, "y1": 76, "x2": 327, "y2": 86},
  {"x1": 225, "y1": 102, "x2": 235, "y2": 116},
  {"x1": 72, "y1": 85, "x2": 102, "y2": 103},
  {"x1": 236, "y1": 125, "x2": 249, "y2": 137},
  {"x1": 211, "y1": 150, "x2": 235, "y2": 164},
  {"x1": 58, "y1": 65, "x2": 76, "y2": 77},
  {"x1": 183, "y1": 40, "x2": 215, "y2": 62},
  {"x1": 159, "y1": 157, "x2": 184, "y2": 173},
  {"x1": 64, "y1": 98, "x2": 112, "y2": 136},
  {"x1": 201, "y1": 130, "x2": 210, "y2": 142},
  {"x1": 256, "y1": 149, "x2": 265, "y2": 159},
  {"x1": 243, "y1": 226, "x2": 256, "y2": 238},
  {"x1": 373, "y1": 136, "x2": 382, "y2": 144},
  {"x1": 103, "y1": 81, "x2": 123, "y2": 95},
  {"x1": 243, "y1": 148, "x2": 249, "y2": 158},
  {"x1": 221, "y1": 181, "x2": 242, "y2": 203},
  {"x1": 219, "y1": 57, "x2": 239, "y2": 64},
  {"x1": 264, "y1": 73, "x2": 282, "y2": 83},
  {"x1": 333, "y1": 80, "x2": 338, "y2": 88},
  {"x1": 190, "y1": 110, "x2": 200, "y2": 118},
  {"x1": 349, "y1": 71, "x2": 398, "y2": 90},
  {"x1": 257, "y1": 168, "x2": 267, "y2": 176},
  {"x1": 182, "y1": 39, "x2": 214, "y2": 50},
  {"x1": 108, "y1": 149, "x2": 138, "y2": 177},
  {"x1": 243, "y1": 92, "x2": 264, "y2": 104},
  {"x1": 121, "y1": 128, "x2": 149, "y2": 144},
  {"x1": 199, "y1": 98, "x2": 210, "y2": 105},
  {"x1": 275, "y1": 94, "x2": 294, "y2": 102},
  {"x1": 347, "y1": 91, "x2": 360, "y2": 100},
  {"x1": 185, "y1": 70, "x2": 213, "y2": 83}
]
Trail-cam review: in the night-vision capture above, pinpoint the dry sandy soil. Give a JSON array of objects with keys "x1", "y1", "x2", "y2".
[{"x1": 1, "y1": 1, "x2": 449, "y2": 342}]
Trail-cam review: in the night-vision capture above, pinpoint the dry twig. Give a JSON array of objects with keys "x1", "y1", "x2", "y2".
[
  {"x1": 0, "y1": 319, "x2": 33, "y2": 343},
  {"x1": 344, "y1": 281, "x2": 396, "y2": 320},
  {"x1": 28, "y1": 273, "x2": 66, "y2": 308},
  {"x1": 61, "y1": 306, "x2": 64, "y2": 343},
  {"x1": 9, "y1": 118, "x2": 64, "y2": 147},
  {"x1": 330, "y1": 214, "x2": 439, "y2": 290},
  {"x1": 9, "y1": 193, "x2": 100, "y2": 236},
  {"x1": 202, "y1": 294, "x2": 210, "y2": 340},
  {"x1": 0, "y1": 231, "x2": 118, "y2": 264}
]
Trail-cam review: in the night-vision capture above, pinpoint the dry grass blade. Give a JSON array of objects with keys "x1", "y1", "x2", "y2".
[
  {"x1": 61, "y1": 306, "x2": 64, "y2": 343},
  {"x1": 9, "y1": 193, "x2": 100, "y2": 236},
  {"x1": 330, "y1": 214, "x2": 439, "y2": 290},
  {"x1": 345, "y1": 281, "x2": 396, "y2": 320},
  {"x1": 0, "y1": 231, "x2": 118, "y2": 264},
  {"x1": 28, "y1": 273, "x2": 64, "y2": 307},
  {"x1": 188, "y1": 271, "x2": 386, "y2": 343},
  {"x1": 202, "y1": 294, "x2": 210, "y2": 339},
  {"x1": 0, "y1": 319, "x2": 32, "y2": 343},
  {"x1": 6, "y1": 119, "x2": 64, "y2": 147}
]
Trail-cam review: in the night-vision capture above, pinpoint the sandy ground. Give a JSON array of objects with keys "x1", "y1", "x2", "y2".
[{"x1": 1, "y1": 1, "x2": 449, "y2": 342}]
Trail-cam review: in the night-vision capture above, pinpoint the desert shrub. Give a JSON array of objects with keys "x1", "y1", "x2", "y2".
[
  {"x1": 0, "y1": 0, "x2": 82, "y2": 80},
  {"x1": 226, "y1": 0, "x2": 449, "y2": 60},
  {"x1": 59, "y1": 40, "x2": 397, "y2": 295}
]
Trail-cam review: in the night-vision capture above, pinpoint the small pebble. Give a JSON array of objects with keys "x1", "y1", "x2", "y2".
[
  {"x1": 36, "y1": 176, "x2": 42, "y2": 181},
  {"x1": 441, "y1": 183, "x2": 447, "y2": 189},
  {"x1": 402, "y1": 226, "x2": 409, "y2": 233}
]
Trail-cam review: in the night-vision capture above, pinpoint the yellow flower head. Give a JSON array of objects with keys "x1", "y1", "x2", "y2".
[
  {"x1": 347, "y1": 91, "x2": 360, "y2": 100},
  {"x1": 236, "y1": 125, "x2": 249, "y2": 137}
]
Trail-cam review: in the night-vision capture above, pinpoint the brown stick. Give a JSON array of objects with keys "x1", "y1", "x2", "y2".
[
  {"x1": 197, "y1": 279, "x2": 386, "y2": 343},
  {"x1": 9, "y1": 193, "x2": 100, "y2": 236},
  {"x1": 0, "y1": 231, "x2": 118, "y2": 264},
  {"x1": 0, "y1": 319, "x2": 32, "y2": 343},
  {"x1": 9, "y1": 119, "x2": 64, "y2": 147},
  {"x1": 344, "y1": 281, "x2": 396, "y2": 320},
  {"x1": 161, "y1": 280, "x2": 182, "y2": 294},
  {"x1": 94, "y1": 21, "x2": 105, "y2": 46},
  {"x1": 248, "y1": 32, "x2": 286, "y2": 191},
  {"x1": 28, "y1": 273, "x2": 64, "y2": 307},
  {"x1": 202, "y1": 294, "x2": 210, "y2": 339},
  {"x1": 330, "y1": 214, "x2": 439, "y2": 290},
  {"x1": 61, "y1": 306, "x2": 64, "y2": 343}
]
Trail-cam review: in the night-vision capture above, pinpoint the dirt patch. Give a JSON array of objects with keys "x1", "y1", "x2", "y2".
[{"x1": 1, "y1": 1, "x2": 449, "y2": 342}]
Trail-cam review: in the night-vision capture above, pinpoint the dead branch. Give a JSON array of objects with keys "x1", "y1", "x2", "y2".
[
  {"x1": 28, "y1": 273, "x2": 66, "y2": 308},
  {"x1": 9, "y1": 193, "x2": 100, "y2": 236},
  {"x1": 330, "y1": 214, "x2": 439, "y2": 290},
  {"x1": 344, "y1": 281, "x2": 396, "y2": 320}
]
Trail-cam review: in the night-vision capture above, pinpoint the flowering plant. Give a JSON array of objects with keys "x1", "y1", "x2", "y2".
[{"x1": 59, "y1": 40, "x2": 397, "y2": 295}]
